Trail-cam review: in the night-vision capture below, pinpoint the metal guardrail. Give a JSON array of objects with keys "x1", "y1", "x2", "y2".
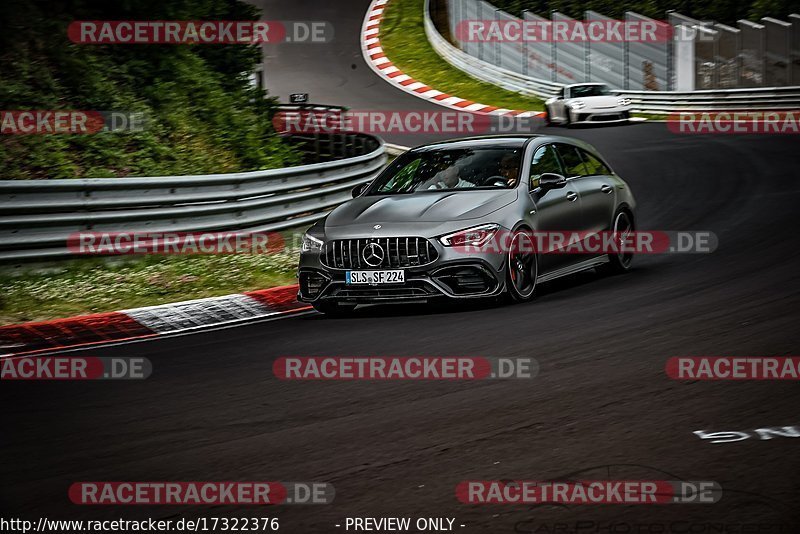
[
  {"x1": 613, "y1": 86, "x2": 800, "y2": 112},
  {"x1": 0, "y1": 130, "x2": 387, "y2": 263},
  {"x1": 424, "y1": 0, "x2": 800, "y2": 113}
]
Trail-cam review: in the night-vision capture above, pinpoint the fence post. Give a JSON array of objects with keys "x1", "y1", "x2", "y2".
[
  {"x1": 584, "y1": 12, "x2": 590, "y2": 82},
  {"x1": 666, "y1": 10, "x2": 674, "y2": 90},
  {"x1": 477, "y1": 0, "x2": 484, "y2": 61},
  {"x1": 521, "y1": 10, "x2": 529, "y2": 76},
  {"x1": 550, "y1": 10, "x2": 557, "y2": 82},
  {"x1": 495, "y1": 9, "x2": 501, "y2": 67},
  {"x1": 624, "y1": 34, "x2": 630, "y2": 89}
]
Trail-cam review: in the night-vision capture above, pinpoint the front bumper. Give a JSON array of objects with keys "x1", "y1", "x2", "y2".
[
  {"x1": 572, "y1": 109, "x2": 630, "y2": 124},
  {"x1": 297, "y1": 240, "x2": 507, "y2": 304}
]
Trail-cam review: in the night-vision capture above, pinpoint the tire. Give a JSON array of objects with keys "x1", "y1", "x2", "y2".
[
  {"x1": 544, "y1": 107, "x2": 552, "y2": 126},
  {"x1": 312, "y1": 301, "x2": 356, "y2": 316},
  {"x1": 505, "y1": 229, "x2": 538, "y2": 303},
  {"x1": 565, "y1": 108, "x2": 574, "y2": 128},
  {"x1": 598, "y1": 209, "x2": 634, "y2": 275}
]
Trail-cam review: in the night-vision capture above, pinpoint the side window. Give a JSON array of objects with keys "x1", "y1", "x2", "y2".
[
  {"x1": 555, "y1": 144, "x2": 587, "y2": 177},
  {"x1": 529, "y1": 145, "x2": 563, "y2": 188},
  {"x1": 578, "y1": 148, "x2": 612, "y2": 176}
]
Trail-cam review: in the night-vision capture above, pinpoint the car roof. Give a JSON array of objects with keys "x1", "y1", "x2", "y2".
[
  {"x1": 408, "y1": 136, "x2": 534, "y2": 151},
  {"x1": 404, "y1": 134, "x2": 599, "y2": 154}
]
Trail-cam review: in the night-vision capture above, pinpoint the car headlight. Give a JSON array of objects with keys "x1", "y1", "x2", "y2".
[
  {"x1": 618, "y1": 97, "x2": 631, "y2": 106},
  {"x1": 301, "y1": 233, "x2": 323, "y2": 252},
  {"x1": 570, "y1": 100, "x2": 586, "y2": 110},
  {"x1": 439, "y1": 224, "x2": 500, "y2": 247}
]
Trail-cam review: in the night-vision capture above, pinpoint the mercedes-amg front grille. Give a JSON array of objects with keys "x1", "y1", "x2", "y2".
[{"x1": 322, "y1": 237, "x2": 438, "y2": 269}]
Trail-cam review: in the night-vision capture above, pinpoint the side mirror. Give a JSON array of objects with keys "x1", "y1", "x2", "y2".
[
  {"x1": 539, "y1": 173, "x2": 567, "y2": 190},
  {"x1": 352, "y1": 182, "x2": 370, "y2": 198}
]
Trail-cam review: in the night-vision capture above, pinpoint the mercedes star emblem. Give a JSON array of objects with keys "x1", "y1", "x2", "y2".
[
  {"x1": 373, "y1": 224, "x2": 382, "y2": 229},
  {"x1": 362, "y1": 242, "x2": 385, "y2": 267}
]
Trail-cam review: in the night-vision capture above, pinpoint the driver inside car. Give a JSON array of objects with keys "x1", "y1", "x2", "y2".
[
  {"x1": 422, "y1": 161, "x2": 475, "y2": 190},
  {"x1": 483, "y1": 153, "x2": 519, "y2": 187},
  {"x1": 498, "y1": 153, "x2": 519, "y2": 187}
]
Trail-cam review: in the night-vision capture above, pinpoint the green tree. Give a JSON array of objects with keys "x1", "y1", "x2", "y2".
[{"x1": 0, "y1": 0, "x2": 299, "y2": 179}]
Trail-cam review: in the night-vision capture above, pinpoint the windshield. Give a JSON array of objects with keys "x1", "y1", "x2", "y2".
[
  {"x1": 367, "y1": 147, "x2": 521, "y2": 194},
  {"x1": 571, "y1": 84, "x2": 611, "y2": 97}
]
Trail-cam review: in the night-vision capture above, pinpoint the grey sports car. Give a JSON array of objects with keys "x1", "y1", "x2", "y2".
[{"x1": 298, "y1": 135, "x2": 636, "y2": 314}]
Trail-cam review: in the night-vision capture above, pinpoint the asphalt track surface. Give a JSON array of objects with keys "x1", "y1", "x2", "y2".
[{"x1": 2, "y1": 0, "x2": 800, "y2": 530}]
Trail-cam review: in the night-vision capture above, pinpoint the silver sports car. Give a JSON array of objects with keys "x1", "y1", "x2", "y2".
[
  {"x1": 298, "y1": 135, "x2": 636, "y2": 314},
  {"x1": 545, "y1": 83, "x2": 632, "y2": 126}
]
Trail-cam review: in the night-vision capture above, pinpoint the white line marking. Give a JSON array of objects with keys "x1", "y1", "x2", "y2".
[
  {"x1": 405, "y1": 81, "x2": 426, "y2": 91},
  {"x1": 439, "y1": 96, "x2": 465, "y2": 106},
  {"x1": 463, "y1": 102, "x2": 487, "y2": 111}
]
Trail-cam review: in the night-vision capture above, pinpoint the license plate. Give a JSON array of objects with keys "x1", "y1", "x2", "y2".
[{"x1": 346, "y1": 270, "x2": 405, "y2": 285}]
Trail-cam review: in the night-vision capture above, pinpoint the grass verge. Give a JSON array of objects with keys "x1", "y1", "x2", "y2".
[
  {"x1": 0, "y1": 245, "x2": 301, "y2": 325},
  {"x1": 378, "y1": 0, "x2": 544, "y2": 111}
]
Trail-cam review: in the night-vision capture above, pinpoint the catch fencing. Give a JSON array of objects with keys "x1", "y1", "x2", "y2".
[{"x1": 428, "y1": 0, "x2": 800, "y2": 111}]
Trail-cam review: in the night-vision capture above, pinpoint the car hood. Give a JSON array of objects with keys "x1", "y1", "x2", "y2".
[
  {"x1": 578, "y1": 95, "x2": 622, "y2": 109},
  {"x1": 325, "y1": 189, "x2": 518, "y2": 228}
]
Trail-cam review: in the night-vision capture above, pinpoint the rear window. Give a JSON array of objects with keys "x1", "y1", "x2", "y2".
[
  {"x1": 555, "y1": 145, "x2": 587, "y2": 177},
  {"x1": 578, "y1": 148, "x2": 612, "y2": 176}
]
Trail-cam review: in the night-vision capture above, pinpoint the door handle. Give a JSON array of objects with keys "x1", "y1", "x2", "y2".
[
  {"x1": 566, "y1": 191, "x2": 578, "y2": 202},
  {"x1": 600, "y1": 185, "x2": 613, "y2": 194}
]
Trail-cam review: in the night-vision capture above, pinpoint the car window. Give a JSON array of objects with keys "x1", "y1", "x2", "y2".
[
  {"x1": 555, "y1": 144, "x2": 587, "y2": 177},
  {"x1": 529, "y1": 145, "x2": 563, "y2": 188},
  {"x1": 577, "y1": 148, "x2": 612, "y2": 176},
  {"x1": 570, "y1": 84, "x2": 611, "y2": 97},
  {"x1": 367, "y1": 147, "x2": 522, "y2": 194}
]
